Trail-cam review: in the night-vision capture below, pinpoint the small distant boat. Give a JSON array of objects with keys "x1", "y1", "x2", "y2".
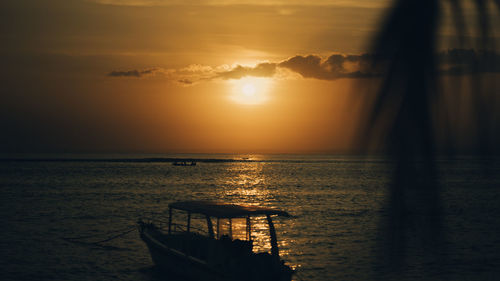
[
  {"x1": 138, "y1": 200, "x2": 294, "y2": 281},
  {"x1": 172, "y1": 161, "x2": 196, "y2": 166}
]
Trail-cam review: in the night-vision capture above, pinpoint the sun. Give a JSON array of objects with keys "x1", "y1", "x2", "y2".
[
  {"x1": 242, "y1": 83, "x2": 256, "y2": 97},
  {"x1": 230, "y1": 77, "x2": 272, "y2": 105}
]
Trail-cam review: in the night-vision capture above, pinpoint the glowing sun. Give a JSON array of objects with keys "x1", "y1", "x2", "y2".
[
  {"x1": 242, "y1": 83, "x2": 256, "y2": 97},
  {"x1": 230, "y1": 77, "x2": 272, "y2": 105}
]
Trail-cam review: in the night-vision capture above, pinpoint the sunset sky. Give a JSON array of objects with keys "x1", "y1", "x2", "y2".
[{"x1": 1, "y1": 0, "x2": 499, "y2": 154}]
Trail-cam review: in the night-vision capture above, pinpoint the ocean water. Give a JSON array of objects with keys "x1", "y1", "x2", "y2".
[{"x1": 1, "y1": 155, "x2": 500, "y2": 281}]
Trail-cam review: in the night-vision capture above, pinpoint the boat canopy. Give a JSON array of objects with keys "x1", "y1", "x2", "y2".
[{"x1": 169, "y1": 200, "x2": 290, "y2": 218}]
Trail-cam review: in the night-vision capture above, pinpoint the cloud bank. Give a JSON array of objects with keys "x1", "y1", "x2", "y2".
[{"x1": 107, "y1": 49, "x2": 500, "y2": 84}]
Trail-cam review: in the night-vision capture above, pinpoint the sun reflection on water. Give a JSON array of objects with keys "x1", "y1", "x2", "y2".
[
  {"x1": 221, "y1": 162, "x2": 271, "y2": 253},
  {"x1": 217, "y1": 161, "x2": 300, "y2": 270},
  {"x1": 222, "y1": 162, "x2": 271, "y2": 199}
]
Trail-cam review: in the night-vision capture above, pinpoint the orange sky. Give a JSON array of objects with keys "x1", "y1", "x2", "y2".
[{"x1": 1, "y1": 0, "x2": 499, "y2": 154}]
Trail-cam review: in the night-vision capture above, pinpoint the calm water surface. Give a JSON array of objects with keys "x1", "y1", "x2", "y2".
[{"x1": 1, "y1": 155, "x2": 500, "y2": 281}]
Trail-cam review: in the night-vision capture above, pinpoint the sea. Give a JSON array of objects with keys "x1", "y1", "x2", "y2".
[{"x1": 1, "y1": 154, "x2": 500, "y2": 281}]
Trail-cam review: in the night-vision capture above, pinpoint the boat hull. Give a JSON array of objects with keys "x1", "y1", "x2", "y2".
[
  {"x1": 140, "y1": 229, "x2": 229, "y2": 281},
  {"x1": 138, "y1": 221, "x2": 293, "y2": 281}
]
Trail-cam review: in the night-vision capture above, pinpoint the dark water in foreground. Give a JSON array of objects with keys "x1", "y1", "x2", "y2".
[{"x1": 1, "y1": 155, "x2": 500, "y2": 281}]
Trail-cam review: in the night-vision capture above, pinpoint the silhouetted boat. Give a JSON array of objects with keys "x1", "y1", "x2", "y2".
[
  {"x1": 172, "y1": 161, "x2": 196, "y2": 166},
  {"x1": 138, "y1": 200, "x2": 294, "y2": 281}
]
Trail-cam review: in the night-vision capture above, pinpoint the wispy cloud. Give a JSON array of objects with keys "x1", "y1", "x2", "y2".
[
  {"x1": 107, "y1": 68, "x2": 161, "y2": 77},
  {"x1": 107, "y1": 49, "x2": 500, "y2": 84},
  {"x1": 439, "y1": 49, "x2": 500, "y2": 75},
  {"x1": 90, "y1": 0, "x2": 389, "y2": 8}
]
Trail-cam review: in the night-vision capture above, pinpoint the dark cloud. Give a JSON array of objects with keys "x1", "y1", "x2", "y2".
[
  {"x1": 279, "y1": 55, "x2": 329, "y2": 79},
  {"x1": 107, "y1": 68, "x2": 158, "y2": 77},
  {"x1": 278, "y1": 54, "x2": 376, "y2": 80},
  {"x1": 177, "y1": 78, "x2": 194, "y2": 85},
  {"x1": 438, "y1": 49, "x2": 500, "y2": 75}
]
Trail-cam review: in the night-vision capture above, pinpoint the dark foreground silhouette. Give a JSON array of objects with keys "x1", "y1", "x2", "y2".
[{"x1": 361, "y1": 0, "x2": 500, "y2": 278}]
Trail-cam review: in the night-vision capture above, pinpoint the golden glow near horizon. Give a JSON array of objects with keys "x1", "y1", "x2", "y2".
[
  {"x1": 7, "y1": 1, "x2": 495, "y2": 154},
  {"x1": 1, "y1": 1, "x2": 383, "y2": 154}
]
